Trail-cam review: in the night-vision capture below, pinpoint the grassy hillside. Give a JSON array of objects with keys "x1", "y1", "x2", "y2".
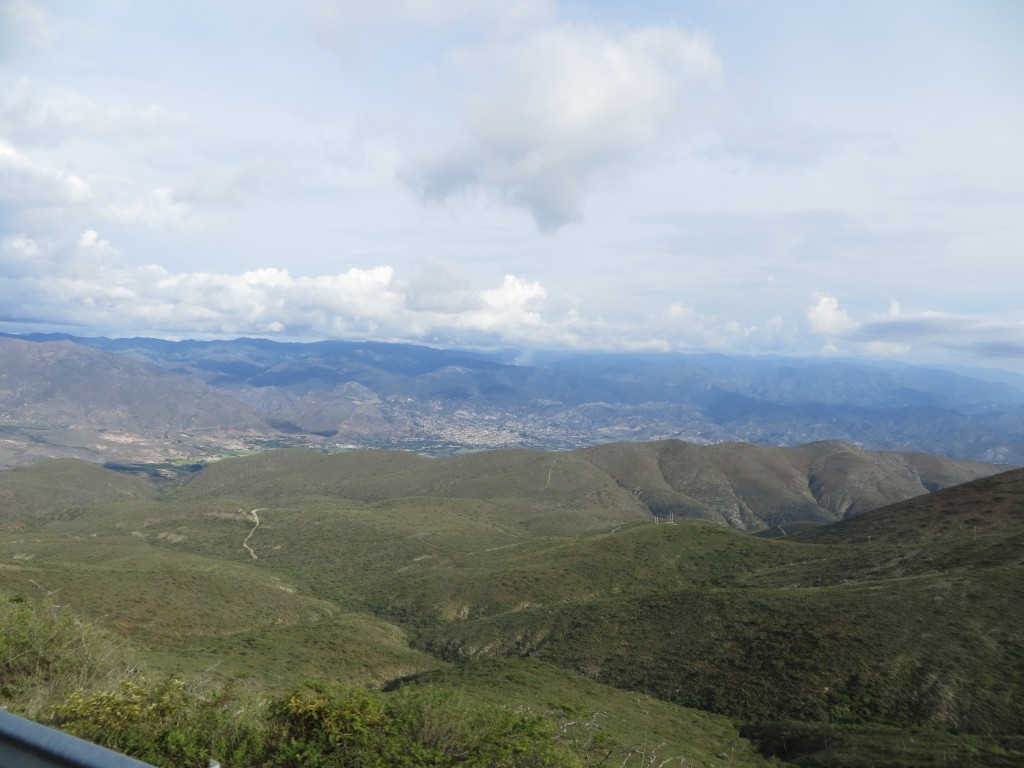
[
  {"x1": 173, "y1": 441, "x2": 1004, "y2": 534},
  {"x1": 579, "y1": 439, "x2": 1004, "y2": 527},
  {"x1": 795, "y1": 465, "x2": 1024, "y2": 545},
  {"x1": 398, "y1": 658, "x2": 775, "y2": 767},
  {"x1": 1, "y1": 448, "x2": 1022, "y2": 766},
  {"x1": 0, "y1": 459, "x2": 155, "y2": 527},
  {"x1": 426, "y1": 563, "x2": 1023, "y2": 732}
]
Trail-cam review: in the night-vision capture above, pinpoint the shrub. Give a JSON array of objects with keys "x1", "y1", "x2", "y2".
[
  {"x1": 0, "y1": 596, "x2": 136, "y2": 712},
  {"x1": 268, "y1": 683, "x2": 583, "y2": 768},
  {"x1": 50, "y1": 677, "x2": 266, "y2": 768},
  {"x1": 48, "y1": 678, "x2": 582, "y2": 768}
]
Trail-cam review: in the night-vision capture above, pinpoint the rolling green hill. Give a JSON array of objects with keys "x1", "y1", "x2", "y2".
[
  {"x1": 1, "y1": 448, "x2": 1022, "y2": 766},
  {"x1": 579, "y1": 439, "x2": 1002, "y2": 527},
  {"x1": 0, "y1": 459, "x2": 156, "y2": 527},
  {"x1": 795, "y1": 465, "x2": 1024, "y2": 545},
  {"x1": 170, "y1": 440, "x2": 1004, "y2": 533}
]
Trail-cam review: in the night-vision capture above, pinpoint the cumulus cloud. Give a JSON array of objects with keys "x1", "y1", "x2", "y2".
[
  {"x1": 454, "y1": 275, "x2": 548, "y2": 335},
  {"x1": 0, "y1": 229, "x2": 800, "y2": 352},
  {"x1": 0, "y1": 231, "x2": 575, "y2": 345},
  {"x1": 806, "y1": 290, "x2": 858, "y2": 336},
  {"x1": 402, "y1": 23, "x2": 721, "y2": 229}
]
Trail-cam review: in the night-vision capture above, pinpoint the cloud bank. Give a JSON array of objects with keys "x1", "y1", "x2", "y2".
[
  {"x1": 0, "y1": 229, "x2": 791, "y2": 352},
  {"x1": 403, "y1": 23, "x2": 721, "y2": 229},
  {"x1": 806, "y1": 292, "x2": 1024, "y2": 367},
  {"x1": 5, "y1": 229, "x2": 1020, "y2": 372},
  {"x1": 0, "y1": 231, "x2": 567, "y2": 346}
]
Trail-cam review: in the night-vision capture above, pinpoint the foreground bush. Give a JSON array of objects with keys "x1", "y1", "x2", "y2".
[
  {"x1": 0, "y1": 596, "x2": 136, "y2": 711},
  {"x1": 4, "y1": 598, "x2": 582, "y2": 767},
  {"x1": 50, "y1": 680, "x2": 583, "y2": 768},
  {"x1": 50, "y1": 677, "x2": 265, "y2": 767}
]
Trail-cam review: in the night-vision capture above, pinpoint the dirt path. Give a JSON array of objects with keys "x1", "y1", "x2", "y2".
[
  {"x1": 541, "y1": 457, "x2": 558, "y2": 492},
  {"x1": 241, "y1": 508, "x2": 264, "y2": 559}
]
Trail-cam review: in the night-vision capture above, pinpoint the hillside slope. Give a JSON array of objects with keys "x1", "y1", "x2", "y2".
[
  {"x1": 795, "y1": 465, "x2": 1024, "y2": 545},
  {"x1": 173, "y1": 441, "x2": 1005, "y2": 532},
  {"x1": 1, "y1": 449, "x2": 1022, "y2": 766},
  {"x1": 0, "y1": 459, "x2": 155, "y2": 527}
]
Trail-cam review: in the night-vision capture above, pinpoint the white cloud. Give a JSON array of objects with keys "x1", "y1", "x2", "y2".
[
  {"x1": 5, "y1": 230, "x2": 783, "y2": 350},
  {"x1": 77, "y1": 229, "x2": 103, "y2": 249},
  {"x1": 666, "y1": 302, "x2": 691, "y2": 320},
  {"x1": 807, "y1": 291, "x2": 858, "y2": 336},
  {"x1": 403, "y1": 23, "x2": 721, "y2": 229},
  {"x1": 0, "y1": 141, "x2": 188, "y2": 227},
  {"x1": 451, "y1": 274, "x2": 554, "y2": 342},
  {"x1": 481, "y1": 274, "x2": 544, "y2": 309},
  {"x1": 0, "y1": 232, "x2": 567, "y2": 344},
  {"x1": 1, "y1": 232, "x2": 40, "y2": 259},
  {"x1": 5, "y1": 227, "x2": 1020, "y2": 369},
  {"x1": 0, "y1": 141, "x2": 93, "y2": 207}
]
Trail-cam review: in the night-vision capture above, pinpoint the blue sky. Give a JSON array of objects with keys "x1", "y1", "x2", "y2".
[{"x1": 1, "y1": 0, "x2": 1022, "y2": 370}]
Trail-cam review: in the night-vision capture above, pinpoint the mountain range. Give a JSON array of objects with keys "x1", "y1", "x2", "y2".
[
  {"x1": 4, "y1": 330, "x2": 1023, "y2": 764},
  {"x1": 3, "y1": 332, "x2": 1024, "y2": 469}
]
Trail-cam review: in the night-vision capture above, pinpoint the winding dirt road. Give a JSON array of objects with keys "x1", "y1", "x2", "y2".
[{"x1": 241, "y1": 508, "x2": 263, "y2": 559}]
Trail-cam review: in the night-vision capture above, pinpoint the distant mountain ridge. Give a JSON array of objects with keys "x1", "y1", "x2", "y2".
[
  {"x1": 2, "y1": 332, "x2": 1024, "y2": 467},
  {"x1": 0, "y1": 336, "x2": 281, "y2": 467}
]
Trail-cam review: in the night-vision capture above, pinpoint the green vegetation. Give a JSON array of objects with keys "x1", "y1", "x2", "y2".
[
  {"x1": 1, "y1": 450, "x2": 1023, "y2": 767},
  {"x1": 0, "y1": 596, "x2": 136, "y2": 712},
  {"x1": 50, "y1": 677, "x2": 582, "y2": 768},
  {"x1": 0, "y1": 597, "x2": 713, "y2": 767}
]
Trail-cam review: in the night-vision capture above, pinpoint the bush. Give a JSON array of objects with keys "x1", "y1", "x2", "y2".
[
  {"x1": 0, "y1": 596, "x2": 136, "y2": 712},
  {"x1": 50, "y1": 677, "x2": 266, "y2": 768},
  {"x1": 3, "y1": 599, "x2": 583, "y2": 767},
  {"x1": 268, "y1": 683, "x2": 583, "y2": 768},
  {"x1": 48, "y1": 678, "x2": 582, "y2": 768}
]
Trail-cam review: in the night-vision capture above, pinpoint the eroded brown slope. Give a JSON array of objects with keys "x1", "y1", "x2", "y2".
[
  {"x1": 579, "y1": 439, "x2": 1006, "y2": 529},
  {"x1": 796, "y1": 465, "x2": 1024, "y2": 545}
]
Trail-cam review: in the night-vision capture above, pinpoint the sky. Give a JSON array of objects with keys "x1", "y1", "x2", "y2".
[{"x1": 1, "y1": 0, "x2": 1022, "y2": 371}]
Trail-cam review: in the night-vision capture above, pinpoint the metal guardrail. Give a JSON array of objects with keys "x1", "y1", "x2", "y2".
[{"x1": 0, "y1": 708, "x2": 158, "y2": 768}]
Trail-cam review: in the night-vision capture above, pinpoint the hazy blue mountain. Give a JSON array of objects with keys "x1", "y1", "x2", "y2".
[{"x1": 3, "y1": 333, "x2": 1023, "y2": 464}]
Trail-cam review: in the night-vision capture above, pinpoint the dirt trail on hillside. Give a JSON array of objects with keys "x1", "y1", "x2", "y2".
[
  {"x1": 241, "y1": 508, "x2": 264, "y2": 559},
  {"x1": 541, "y1": 457, "x2": 558, "y2": 492}
]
